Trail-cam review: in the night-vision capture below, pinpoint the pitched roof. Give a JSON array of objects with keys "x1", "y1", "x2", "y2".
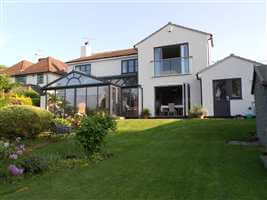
[
  {"x1": 2, "y1": 60, "x2": 33, "y2": 76},
  {"x1": 251, "y1": 65, "x2": 267, "y2": 94},
  {"x1": 2, "y1": 57, "x2": 68, "y2": 76},
  {"x1": 197, "y1": 54, "x2": 263, "y2": 75},
  {"x1": 134, "y1": 22, "x2": 213, "y2": 47},
  {"x1": 66, "y1": 48, "x2": 137, "y2": 64}
]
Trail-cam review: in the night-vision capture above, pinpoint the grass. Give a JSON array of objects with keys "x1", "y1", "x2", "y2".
[{"x1": 1, "y1": 119, "x2": 267, "y2": 200}]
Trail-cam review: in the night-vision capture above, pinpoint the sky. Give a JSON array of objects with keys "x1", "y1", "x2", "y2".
[{"x1": 0, "y1": 0, "x2": 266, "y2": 66}]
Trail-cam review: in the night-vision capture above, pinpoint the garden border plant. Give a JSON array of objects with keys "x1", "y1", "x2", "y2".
[{"x1": 75, "y1": 111, "x2": 117, "y2": 157}]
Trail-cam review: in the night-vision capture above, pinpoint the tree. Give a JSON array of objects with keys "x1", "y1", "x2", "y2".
[{"x1": 0, "y1": 74, "x2": 19, "y2": 93}]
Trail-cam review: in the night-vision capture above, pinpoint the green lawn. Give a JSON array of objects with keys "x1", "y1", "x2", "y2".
[{"x1": 1, "y1": 119, "x2": 267, "y2": 200}]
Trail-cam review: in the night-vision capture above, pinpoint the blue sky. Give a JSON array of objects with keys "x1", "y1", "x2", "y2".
[{"x1": 0, "y1": 0, "x2": 266, "y2": 66}]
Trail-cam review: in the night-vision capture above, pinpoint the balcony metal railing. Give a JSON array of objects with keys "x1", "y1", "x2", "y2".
[{"x1": 153, "y1": 57, "x2": 192, "y2": 77}]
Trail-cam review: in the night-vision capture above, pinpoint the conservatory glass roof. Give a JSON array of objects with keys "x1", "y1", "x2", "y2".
[{"x1": 43, "y1": 70, "x2": 106, "y2": 89}]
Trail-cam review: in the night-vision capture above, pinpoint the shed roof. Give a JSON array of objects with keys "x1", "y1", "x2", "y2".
[{"x1": 197, "y1": 54, "x2": 263, "y2": 75}]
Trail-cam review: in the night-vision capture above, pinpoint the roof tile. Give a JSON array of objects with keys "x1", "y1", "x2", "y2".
[{"x1": 66, "y1": 48, "x2": 137, "y2": 64}]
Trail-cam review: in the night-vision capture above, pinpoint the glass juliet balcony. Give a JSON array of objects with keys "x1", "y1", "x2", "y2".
[{"x1": 153, "y1": 57, "x2": 193, "y2": 77}]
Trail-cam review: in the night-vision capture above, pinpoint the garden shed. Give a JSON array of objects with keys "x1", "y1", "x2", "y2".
[{"x1": 252, "y1": 65, "x2": 267, "y2": 146}]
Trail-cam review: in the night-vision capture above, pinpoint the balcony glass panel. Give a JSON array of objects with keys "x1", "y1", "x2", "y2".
[{"x1": 154, "y1": 57, "x2": 192, "y2": 77}]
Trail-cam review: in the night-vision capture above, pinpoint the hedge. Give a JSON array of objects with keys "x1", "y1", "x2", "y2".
[{"x1": 0, "y1": 105, "x2": 53, "y2": 138}]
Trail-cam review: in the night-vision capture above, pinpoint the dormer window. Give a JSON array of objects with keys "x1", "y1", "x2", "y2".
[{"x1": 75, "y1": 64, "x2": 91, "y2": 75}]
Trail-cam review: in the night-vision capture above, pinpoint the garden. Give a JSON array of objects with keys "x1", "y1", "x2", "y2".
[
  {"x1": 0, "y1": 74, "x2": 117, "y2": 185},
  {"x1": 1, "y1": 75, "x2": 267, "y2": 200}
]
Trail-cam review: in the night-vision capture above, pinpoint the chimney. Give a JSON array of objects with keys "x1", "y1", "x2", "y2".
[{"x1": 80, "y1": 41, "x2": 92, "y2": 57}]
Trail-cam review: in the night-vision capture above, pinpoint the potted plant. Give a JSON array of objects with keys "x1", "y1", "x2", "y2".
[
  {"x1": 260, "y1": 148, "x2": 267, "y2": 169},
  {"x1": 143, "y1": 108, "x2": 150, "y2": 119},
  {"x1": 189, "y1": 105, "x2": 207, "y2": 119}
]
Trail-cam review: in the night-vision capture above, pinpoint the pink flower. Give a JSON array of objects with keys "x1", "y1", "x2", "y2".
[
  {"x1": 8, "y1": 165, "x2": 24, "y2": 176},
  {"x1": 9, "y1": 154, "x2": 18, "y2": 160}
]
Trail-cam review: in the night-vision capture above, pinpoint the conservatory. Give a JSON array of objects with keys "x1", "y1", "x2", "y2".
[{"x1": 41, "y1": 70, "x2": 142, "y2": 118}]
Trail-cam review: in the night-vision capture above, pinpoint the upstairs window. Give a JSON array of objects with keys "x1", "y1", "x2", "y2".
[
  {"x1": 75, "y1": 64, "x2": 91, "y2": 75},
  {"x1": 15, "y1": 76, "x2": 26, "y2": 84},
  {"x1": 37, "y1": 73, "x2": 44, "y2": 84},
  {"x1": 121, "y1": 59, "x2": 138, "y2": 74}
]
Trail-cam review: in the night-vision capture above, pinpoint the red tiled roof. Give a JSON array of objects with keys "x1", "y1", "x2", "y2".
[
  {"x1": 3, "y1": 57, "x2": 68, "y2": 76},
  {"x1": 66, "y1": 48, "x2": 138, "y2": 64},
  {"x1": 2, "y1": 60, "x2": 33, "y2": 76}
]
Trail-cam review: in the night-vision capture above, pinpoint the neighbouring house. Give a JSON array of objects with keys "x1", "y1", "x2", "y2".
[
  {"x1": 40, "y1": 22, "x2": 261, "y2": 118},
  {"x1": 2, "y1": 57, "x2": 68, "y2": 89},
  {"x1": 197, "y1": 54, "x2": 262, "y2": 117},
  {"x1": 252, "y1": 65, "x2": 267, "y2": 146}
]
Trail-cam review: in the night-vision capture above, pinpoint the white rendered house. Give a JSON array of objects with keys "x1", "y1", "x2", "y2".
[{"x1": 41, "y1": 22, "x2": 259, "y2": 117}]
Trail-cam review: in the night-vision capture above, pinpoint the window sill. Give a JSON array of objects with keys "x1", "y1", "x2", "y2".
[{"x1": 152, "y1": 73, "x2": 192, "y2": 78}]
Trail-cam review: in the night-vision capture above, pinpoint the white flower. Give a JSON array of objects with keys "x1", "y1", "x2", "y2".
[{"x1": 4, "y1": 142, "x2": 9, "y2": 148}]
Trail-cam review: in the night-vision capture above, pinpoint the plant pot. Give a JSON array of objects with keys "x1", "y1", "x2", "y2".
[
  {"x1": 260, "y1": 155, "x2": 267, "y2": 169},
  {"x1": 144, "y1": 115, "x2": 149, "y2": 119}
]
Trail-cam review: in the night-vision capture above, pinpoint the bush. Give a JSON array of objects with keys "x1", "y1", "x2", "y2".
[
  {"x1": 12, "y1": 88, "x2": 40, "y2": 106},
  {"x1": 143, "y1": 108, "x2": 150, "y2": 118},
  {"x1": 18, "y1": 156, "x2": 49, "y2": 175},
  {"x1": 53, "y1": 118, "x2": 72, "y2": 127},
  {"x1": 76, "y1": 112, "x2": 117, "y2": 156},
  {"x1": 0, "y1": 105, "x2": 53, "y2": 138},
  {"x1": 189, "y1": 105, "x2": 207, "y2": 118},
  {"x1": 51, "y1": 118, "x2": 72, "y2": 135},
  {"x1": 6, "y1": 93, "x2": 32, "y2": 106}
]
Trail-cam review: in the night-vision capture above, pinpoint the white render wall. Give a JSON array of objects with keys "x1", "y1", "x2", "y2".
[
  {"x1": 68, "y1": 55, "x2": 138, "y2": 77},
  {"x1": 199, "y1": 56, "x2": 255, "y2": 116},
  {"x1": 11, "y1": 73, "x2": 61, "y2": 87},
  {"x1": 136, "y1": 24, "x2": 211, "y2": 116}
]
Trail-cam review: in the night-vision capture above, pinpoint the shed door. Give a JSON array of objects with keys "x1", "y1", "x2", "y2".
[{"x1": 213, "y1": 80, "x2": 231, "y2": 117}]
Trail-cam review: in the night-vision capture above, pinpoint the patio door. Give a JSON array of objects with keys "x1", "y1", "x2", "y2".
[
  {"x1": 213, "y1": 80, "x2": 230, "y2": 117},
  {"x1": 121, "y1": 87, "x2": 138, "y2": 118}
]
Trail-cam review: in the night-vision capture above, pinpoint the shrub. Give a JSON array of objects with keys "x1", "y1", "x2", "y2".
[
  {"x1": 6, "y1": 93, "x2": 32, "y2": 106},
  {"x1": 76, "y1": 112, "x2": 117, "y2": 156},
  {"x1": 143, "y1": 108, "x2": 150, "y2": 118},
  {"x1": 66, "y1": 113, "x2": 86, "y2": 128},
  {"x1": 189, "y1": 105, "x2": 207, "y2": 118},
  {"x1": 0, "y1": 105, "x2": 53, "y2": 138},
  {"x1": 18, "y1": 156, "x2": 49, "y2": 175},
  {"x1": 12, "y1": 88, "x2": 40, "y2": 106},
  {"x1": 51, "y1": 118, "x2": 72, "y2": 135},
  {"x1": 53, "y1": 118, "x2": 72, "y2": 127}
]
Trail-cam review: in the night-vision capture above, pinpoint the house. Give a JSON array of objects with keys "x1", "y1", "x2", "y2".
[
  {"x1": 197, "y1": 54, "x2": 262, "y2": 117},
  {"x1": 40, "y1": 22, "x2": 259, "y2": 118},
  {"x1": 2, "y1": 57, "x2": 68, "y2": 88},
  {"x1": 252, "y1": 65, "x2": 267, "y2": 146}
]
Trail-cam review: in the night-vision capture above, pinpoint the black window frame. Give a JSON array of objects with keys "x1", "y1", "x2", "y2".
[
  {"x1": 154, "y1": 42, "x2": 189, "y2": 61},
  {"x1": 121, "y1": 59, "x2": 138, "y2": 74},
  {"x1": 37, "y1": 73, "x2": 44, "y2": 84},
  {"x1": 230, "y1": 78, "x2": 242, "y2": 100},
  {"x1": 75, "y1": 63, "x2": 91, "y2": 75}
]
